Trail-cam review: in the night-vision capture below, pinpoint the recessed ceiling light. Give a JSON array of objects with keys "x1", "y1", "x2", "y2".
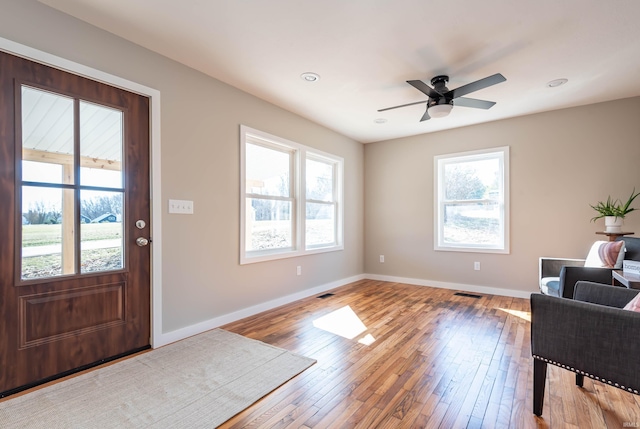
[
  {"x1": 374, "y1": 118, "x2": 387, "y2": 124},
  {"x1": 300, "y1": 72, "x2": 320, "y2": 82},
  {"x1": 547, "y1": 78, "x2": 568, "y2": 88}
]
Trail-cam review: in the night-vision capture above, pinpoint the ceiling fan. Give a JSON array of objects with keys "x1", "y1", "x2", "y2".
[{"x1": 378, "y1": 73, "x2": 506, "y2": 121}]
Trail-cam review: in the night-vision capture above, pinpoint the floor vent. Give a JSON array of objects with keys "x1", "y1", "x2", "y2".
[
  {"x1": 317, "y1": 293, "x2": 335, "y2": 299},
  {"x1": 454, "y1": 292, "x2": 482, "y2": 299}
]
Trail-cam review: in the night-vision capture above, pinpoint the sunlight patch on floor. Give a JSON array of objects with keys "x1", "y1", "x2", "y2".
[
  {"x1": 313, "y1": 305, "x2": 375, "y2": 344},
  {"x1": 498, "y1": 308, "x2": 531, "y2": 322},
  {"x1": 358, "y1": 333, "x2": 376, "y2": 345}
]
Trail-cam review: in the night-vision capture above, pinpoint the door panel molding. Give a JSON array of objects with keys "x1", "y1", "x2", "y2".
[{"x1": 19, "y1": 282, "x2": 127, "y2": 348}]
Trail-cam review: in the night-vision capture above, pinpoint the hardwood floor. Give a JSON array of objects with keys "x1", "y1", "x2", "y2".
[{"x1": 221, "y1": 280, "x2": 640, "y2": 428}]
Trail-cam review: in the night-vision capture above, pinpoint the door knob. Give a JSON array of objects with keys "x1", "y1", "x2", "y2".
[{"x1": 136, "y1": 237, "x2": 150, "y2": 247}]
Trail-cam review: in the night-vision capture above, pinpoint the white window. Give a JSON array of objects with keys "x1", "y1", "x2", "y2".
[
  {"x1": 240, "y1": 126, "x2": 343, "y2": 264},
  {"x1": 434, "y1": 147, "x2": 509, "y2": 253}
]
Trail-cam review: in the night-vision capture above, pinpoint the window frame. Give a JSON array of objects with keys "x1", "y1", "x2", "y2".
[
  {"x1": 434, "y1": 146, "x2": 510, "y2": 254},
  {"x1": 240, "y1": 125, "x2": 344, "y2": 264},
  {"x1": 305, "y1": 153, "x2": 340, "y2": 250}
]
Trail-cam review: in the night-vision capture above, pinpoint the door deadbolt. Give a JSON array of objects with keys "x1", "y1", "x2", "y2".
[{"x1": 135, "y1": 220, "x2": 146, "y2": 229}]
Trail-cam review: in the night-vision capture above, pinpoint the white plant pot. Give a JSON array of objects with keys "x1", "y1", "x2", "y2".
[{"x1": 604, "y1": 216, "x2": 624, "y2": 233}]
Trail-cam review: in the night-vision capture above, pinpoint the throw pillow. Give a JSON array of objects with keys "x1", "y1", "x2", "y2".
[
  {"x1": 584, "y1": 240, "x2": 625, "y2": 269},
  {"x1": 624, "y1": 293, "x2": 640, "y2": 312}
]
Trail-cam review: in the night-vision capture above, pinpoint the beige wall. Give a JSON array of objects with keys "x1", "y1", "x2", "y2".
[
  {"x1": 3, "y1": 1, "x2": 639, "y2": 334},
  {"x1": 0, "y1": 1, "x2": 364, "y2": 333},
  {"x1": 365, "y1": 97, "x2": 640, "y2": 294}
]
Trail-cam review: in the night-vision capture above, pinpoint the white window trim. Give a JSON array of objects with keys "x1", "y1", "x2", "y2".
[
  {"x1": 240, "y1": 125, "x2": 344, "y2": 264},
  {"x1": 305, "y1": 152, "x2": 342, "y2": 250},
  {"x1": 434, "y1": 146, "x2": 510, "y2": 254}
]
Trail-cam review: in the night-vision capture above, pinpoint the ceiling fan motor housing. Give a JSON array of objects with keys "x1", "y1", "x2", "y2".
[
  {"x1": 430, "y1": 75, "x2": 450, "y2": 92},
  {"x1": 428, "y1": 75, "x2": 453, "y2": 106}
]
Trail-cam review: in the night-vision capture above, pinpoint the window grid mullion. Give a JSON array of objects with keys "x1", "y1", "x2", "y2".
[
  {"x1": 294, "y1": 148, "x2": 301, "y2": 251},
  {"x1": 246, "y1": 194, "x2": 294, "y2": 203},
  {"x1": 305, "y1": 198, "x2": 335, "y2": 205}
]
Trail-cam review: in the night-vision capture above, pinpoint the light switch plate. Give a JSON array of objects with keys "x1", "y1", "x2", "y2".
[{"x1": 168, "y1": 199, "x2": 194, "y2": 214}]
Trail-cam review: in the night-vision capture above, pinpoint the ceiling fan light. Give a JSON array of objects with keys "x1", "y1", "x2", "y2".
[{"x1": 427, "y1": 104, "x2": 453, "y2": 118}]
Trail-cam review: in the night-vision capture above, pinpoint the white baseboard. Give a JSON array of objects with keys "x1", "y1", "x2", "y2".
[
  {"x1": 154, "y1": 273, "x2": 533, "y2": 348},
  {"x1": 364, "y1": 273, "x2": 534, "y2": 299},
  {"x1": 153, "y1": 274, "x2": 366, "y2": 348}
]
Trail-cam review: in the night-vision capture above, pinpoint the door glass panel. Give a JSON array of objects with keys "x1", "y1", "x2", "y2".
[
  {"x1": 21, "y1": 85, "x2": 76, "y2": 280},
  {"x1": 21, "y1": 86, "x2": 75, "y2": 184},
  {"x1": 80, "y1": 190, "x2": 124, "y2": 273},
  {"x1": 80, "y1": 101, "x2": 123, "y2": 188},
  {"x1": 21, "y1": 186, "x2": 76, "y2": 279},
  {"x1": 20, "y1": 88, "x2": 127, "y2": 280}
]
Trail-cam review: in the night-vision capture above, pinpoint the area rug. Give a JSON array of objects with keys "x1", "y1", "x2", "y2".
[{"x1": 0, "y1": 329, "x2": 315, "y2": 428}]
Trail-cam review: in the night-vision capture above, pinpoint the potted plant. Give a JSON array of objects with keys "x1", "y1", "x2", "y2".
[{"x1": 590, "y1": 188, "x2": 640, "y2": 232}]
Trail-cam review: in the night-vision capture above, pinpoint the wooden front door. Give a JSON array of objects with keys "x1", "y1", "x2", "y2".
[{"x1": 0, "y1": 51, "x2": 151, "y2": 396}]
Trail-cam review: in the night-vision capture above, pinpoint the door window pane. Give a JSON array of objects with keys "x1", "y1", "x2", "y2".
[
  {"x1": 21, "y1": 186, "x2": 75, "y2": 279},
  {"x1": 80, "y1": 101, "x2": 123, "y2": 188},
  {"x1": 19, "y1": 87, "x2": 129, "y2": 281},
  {"x1": 22, "y1": 161, "x2": 63, "y2": 183},
  {"x1": 21, "y1": 86, "x2": 74, "y2": 184},
  {"x1": 80, "y1": 191, "x2": 124, "y2": 273}
]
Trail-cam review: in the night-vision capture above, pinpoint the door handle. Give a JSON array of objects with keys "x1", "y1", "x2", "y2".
[{"x1": 136, "y1": 237, "x2": 150, "y2": 247}]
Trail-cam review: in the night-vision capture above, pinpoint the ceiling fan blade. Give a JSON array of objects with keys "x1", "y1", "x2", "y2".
[
  {"x1": 445, "y1": 73, "x2": 506, "y2": 99},
  {"x1": 420, "y1": 109, "x2": 431, "y2": 122},
  {"x1": 407, "y1": 80, "x2": 442, "y2": 98},
  {"x1": 377, "y1": 100, "x2": 428, "y2": 112},
  {"x1": 453, "y1": 97, "x2": 496, "y2": 109}
]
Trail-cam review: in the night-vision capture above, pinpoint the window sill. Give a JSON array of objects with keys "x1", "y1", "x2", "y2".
[{"x1": 240, "y1": 244, "x2": 344, "y2": 265}]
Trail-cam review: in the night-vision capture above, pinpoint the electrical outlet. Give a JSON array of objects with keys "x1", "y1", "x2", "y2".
[
  {"x1": 297, "y1": 266, "x2": 302, "y2": 276},
  {"x1": 380, "y1": 255, "x2": 385, "y2": 263},
  {"x1": 474, "y1": 262, "x2": 481, "y2": 271}
]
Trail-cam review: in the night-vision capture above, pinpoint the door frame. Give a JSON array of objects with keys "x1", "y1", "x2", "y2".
[{"x1": 0, "y1": 36, "x2": 165, "y2": 347}]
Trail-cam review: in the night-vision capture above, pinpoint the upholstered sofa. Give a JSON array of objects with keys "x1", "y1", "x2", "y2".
[
  {"x1": 530, "y1": 281, "x2": 640, "y2": 415},
  {"x1": 539, "y1": 236, "x2": 640, "y2": 298}
]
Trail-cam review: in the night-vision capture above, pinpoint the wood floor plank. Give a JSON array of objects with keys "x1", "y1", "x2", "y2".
[{"x1": 218, "y1": 280, "x2": 640, "y2": 428}]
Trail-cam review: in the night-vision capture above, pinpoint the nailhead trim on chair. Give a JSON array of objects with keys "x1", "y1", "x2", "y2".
[{"x1": 533, "y1": 355, "x2": 640, "y2": 394}]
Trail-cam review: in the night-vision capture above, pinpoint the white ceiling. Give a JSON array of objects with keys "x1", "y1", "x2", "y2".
[{"x1": 39, "y1": 0, "x2": 640, "y2": 143}]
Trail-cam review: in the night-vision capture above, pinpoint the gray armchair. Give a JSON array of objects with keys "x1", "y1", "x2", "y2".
[
  {"x1": 539, "y1": 236, "x2": 640, "y2": 298},
  {"x1": 530, "y1": 281, "x2": 640, "y2": 416}
]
